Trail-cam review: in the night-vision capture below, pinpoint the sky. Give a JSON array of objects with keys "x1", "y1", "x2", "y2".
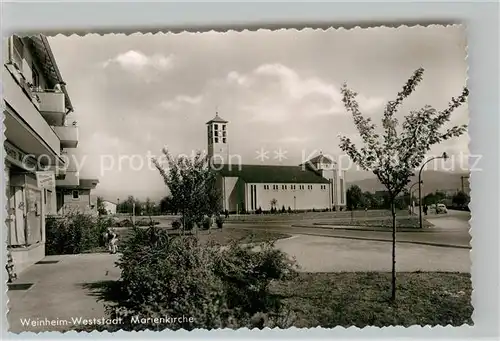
[{"x1": 47, "y1": 25, "x2": 469, "y2": 201}]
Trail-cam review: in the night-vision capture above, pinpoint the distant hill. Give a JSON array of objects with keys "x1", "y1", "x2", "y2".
[{"x1": 347, "y1": 170, "x2": 470, "y2": 196}]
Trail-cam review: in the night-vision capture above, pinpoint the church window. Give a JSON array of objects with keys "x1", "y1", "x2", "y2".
[
  {"x1": 340, "y1": 179, "x2": 345, "y2": 204},
  {"x1": 222, "y1": 138, "x2": 226, "y2": 143},
  {"x1": 215, "y1": 138, "x2": 219, "y2": 143},
  {"x1": 215, "y1": 131, "x2": 219, "y2": 137},
  {"x1": 222, "y1": 125, "x2": 226, "y2": 130},
  {"x1": 214, "y1": 124, "x2": 218, "y2": 130}
]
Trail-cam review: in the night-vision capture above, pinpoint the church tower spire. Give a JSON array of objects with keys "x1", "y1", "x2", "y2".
[{"x1": 206, "y1": 111, "x2": 229, "y2": 164}]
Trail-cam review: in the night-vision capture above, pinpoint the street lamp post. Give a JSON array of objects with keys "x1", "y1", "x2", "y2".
[
  {"x1": 418, "y1": 152, "x2": 448, "y2": 229},
  {"x1": 408, "y1": 181, "x2": 422, "y2": 215},
  {"x1": 293, "y1": 196, "x2": 296, "y2": 212}
]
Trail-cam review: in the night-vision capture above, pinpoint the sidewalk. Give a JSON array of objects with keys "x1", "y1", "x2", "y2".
[{"x1": 7, "y1": 253, "x2": 121, "y2": 333}]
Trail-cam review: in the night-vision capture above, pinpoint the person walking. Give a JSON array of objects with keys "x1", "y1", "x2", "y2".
[{"x1": 423, "y1": 204, "x2": 428, "y2": 216}]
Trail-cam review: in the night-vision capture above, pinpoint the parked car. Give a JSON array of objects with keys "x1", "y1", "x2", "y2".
[{"x1": 436, "y1": 203, "x2": 448, "y2": 214}]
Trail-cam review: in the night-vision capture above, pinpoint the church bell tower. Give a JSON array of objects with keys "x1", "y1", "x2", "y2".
[{"x1": 206, "y1": 112, "x2": 229, "y2": 164}]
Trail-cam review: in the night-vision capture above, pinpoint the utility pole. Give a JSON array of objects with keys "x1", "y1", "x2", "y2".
[{"x1": 132, "y1": 202, "x2": 136, "y2": 226}]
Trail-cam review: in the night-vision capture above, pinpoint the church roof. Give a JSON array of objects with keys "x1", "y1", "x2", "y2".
[
  {"x1": 217, "y1": 164, "x2": 330, "y2": 184},
  {"x1": 206, "y1": 113, "x2": 228, "y2": 124},
  {"x1": 306, "y1": 153, "x2": 334, "y2": 165}
]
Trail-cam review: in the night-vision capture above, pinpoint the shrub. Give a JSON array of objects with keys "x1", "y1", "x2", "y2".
[
  {"x1": 114, "y1": 218, "x2": 133, "y2": 227},
  {"x1": 215, "y1": 216, "x2": 224, "y2": 229},
  {"x1": 171, "y1": 220, "x2": 181, "y2": 229},
  {"x1": 46, "y1": 212, "x2": 112, "y2": 255},
  {"x1": 103, "y1": 227, "x2": 297, "y2": 331},
  {"x1": 201, "y1": 216, "x2": 212, "y2": 230},
  {"x1": 287, "y1": 206, "x2": 292, "y2": 213},
  {"x1": 183, "y1": 220, "x2": 195, "y2": 231},
  {"x1": 136, "y1": 218, "x2": 160, "y2": 227}
]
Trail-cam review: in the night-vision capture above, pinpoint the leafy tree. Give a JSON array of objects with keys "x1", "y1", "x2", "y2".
[
  {"x1": 144, "y1": 197, "x2": 154, "y2": 215},
  {"x1": 452, "y1": 190, "x2": 470, "y2": 207},
  {"x1": 423, "y1": 190, "x2": 447, "y2": 206},
  {"x1": 117, "y1": 195, "x2": 135, "y2": 215},
  {"x1": 96, "y1": 196, "x2": 107, "y2": 216},
  {"x1": 346, "y1": 185, "x2": 363, "y2": 210},
  {"x1": 160, "y1": 195, "x2": 176, "y2": 214},
  {"x1": 153, "y1": 148, "x2": 222, "y2": 229},
  {"x1": 362, "y1": 191, "x2": 376, "y2": 209},
  {"x1": 339, "y1": 67, "x2": 468, "y2": 301},
  {"x1": 270, "y1": 198, "x2": 277, "y2": 213}
]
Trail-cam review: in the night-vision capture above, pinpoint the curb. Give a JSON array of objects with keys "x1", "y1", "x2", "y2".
[
  {"x1": 233, "y1": 226, "x2": 471, "y2": 250},
  {"x1": 292, "y1": 224, "x2": 435, "y2": 233},
  {"x1": 284, "y1": 231, "x2": 471, "y2": 250}
]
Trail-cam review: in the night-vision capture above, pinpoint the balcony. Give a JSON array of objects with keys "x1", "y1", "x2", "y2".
[
  {"x1": 53, "y1": 125, "x2": 79, "y2": 148},
  {"x1": 3, "y1": 65, "x2": 61, "y2": 161},
  {"x1": 56, "y1": 170, "x2": 80, "y2": 187},
  {"x1": 32, "y1": 90, "x2": 66, "y2": 126},
  {"x1": 79, "y1": 178, "x2": 99, "y2": 190}
]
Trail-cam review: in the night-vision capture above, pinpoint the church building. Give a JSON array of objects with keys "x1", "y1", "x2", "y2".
[{"x1": 206, "y1": 113, "x2": 347, "y2": 213}]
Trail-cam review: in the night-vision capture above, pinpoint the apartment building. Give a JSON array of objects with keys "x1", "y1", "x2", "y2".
[{"x1": 3, "y1": 35, "x2": 99, "y2": 274}]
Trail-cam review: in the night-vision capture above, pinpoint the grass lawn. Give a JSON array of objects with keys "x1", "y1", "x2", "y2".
[
  {"x1": 80, "y1": 271, "x2": 472, "y2": 331},
  {"x1": 195, "y1": 228, "x2": 291, "y2": 245},
  {"x1": 272, "y1": 272, "x2": 472, "y2": 327},
  {"x1": 316, "y1": 216, "x2": 433, "y2": 229}
]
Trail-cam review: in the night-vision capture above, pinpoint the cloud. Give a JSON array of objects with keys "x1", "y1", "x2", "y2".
[
  {"x1": 102, "y1": 50, "x2": 174, "y2": 72},
  {"x1": 216, "y1": 63, "x2": 385, "y2": 123},
  {"x1": 278, "y1": 136, "x2": 310, "y2": 143},
  {"x1": 160, "y1": 94, "x2": 204, "y2": 110}
]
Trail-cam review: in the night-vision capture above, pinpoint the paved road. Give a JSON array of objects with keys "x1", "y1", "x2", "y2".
[
  {"x1": 274, "y1": 235, "x2": 470, "y2": 273},
  {"x1": 225, "y1": 210, "x2": 471, "y2": 249}
]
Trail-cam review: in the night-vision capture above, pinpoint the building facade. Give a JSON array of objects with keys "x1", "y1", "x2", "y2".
[
  {"x1": 102, "y1": 200, "x2": 117, "y2": 215},
  {"x1": 4, "y1": 35, "x2": 98, "y2": 274},
  {"x1": 207, "y1": 114, "x2": 347, "y2": 213}
]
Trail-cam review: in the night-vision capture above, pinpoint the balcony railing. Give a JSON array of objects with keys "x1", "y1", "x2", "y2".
[
  {"x1": 56, "y1": 170, "x2": 80, "y2": 187},
  {"x1": 53, "y1": 124, "x2": 79, "y2": 148},
  {"x1": 79, "y1": 178, "x2": 99, "y2": 190},
  {"x1": 3, "y1": 65, "x2": 61, "y2": 159},
  {"x1": 32, "y1": 90, "x2": 66, "y2": 126}
]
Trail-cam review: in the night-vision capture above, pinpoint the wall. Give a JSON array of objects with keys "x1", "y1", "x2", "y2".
[
  {"x1": 245, "y1": 183, "x2": 331, "y2": 211},
  {"x1": 60, "y1": 188, "x2": 94, "y2": 214},
  {"x1": 8, "y1": 36, "x2": 50, "y2": 89},
  {"x1": 103, "y1": 201, "x2": 117, "y2": 215},
  {"x1": 222, "y1": 176, "x2": 240, "y2": 212}
]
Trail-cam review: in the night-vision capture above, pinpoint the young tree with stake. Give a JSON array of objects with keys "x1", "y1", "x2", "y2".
[{"x1": 338, "y1": 67, "x2": 468, "y2": 301}]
